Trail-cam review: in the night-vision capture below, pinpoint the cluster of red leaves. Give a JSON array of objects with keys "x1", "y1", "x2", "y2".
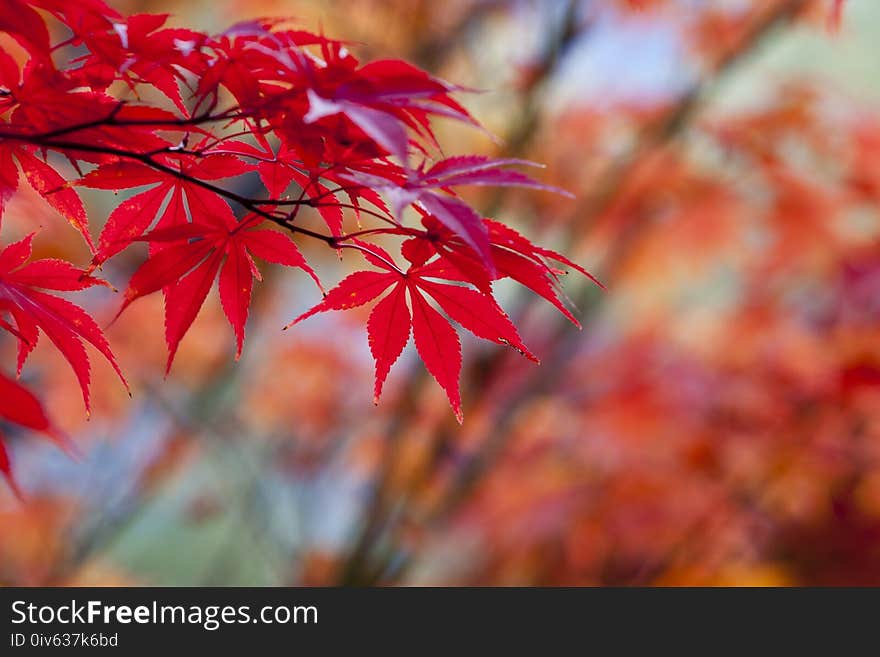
[{"x1": 0, "y1": 1, "x2": 597, "y2": 493}]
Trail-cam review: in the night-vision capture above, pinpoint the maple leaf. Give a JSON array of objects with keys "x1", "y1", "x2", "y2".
[
  {"x1": 73, "y1": 12, "x2": 208, "y2": 112},
  {"x1": 0, "y1": 0, "x2": 51, "y2": 59},
  {"x1": 244, "y1": 141, "x2": 346, "y2": 236},
  {"x1": 0, "y1": 1, "x2": 596, "y2": 438},
  {"x1": 0, "y1": 146, "x2": 94, "y2": 250},
  {"x1": 302, "y1": 57, "x2": 474, "y2": 164},
  {"x1": 288, "y1": 249, "x2": 536, "y2": 422},
  {"x1": 401, "y1": 216, "x2": 604, "y2": 328},
  {"x1": 343, "y1": 156, "x2": 572, "y2": 270},
  {"x1": 0, "y1": 234, "x2": 126, "y2": 412},
  {"x1": 305, "y1": 89, "x2": 411, "y2": 165},
  {"x1": 0, "y1": 372, "x2": 64, "y2": 498},
  {"x1": 116, "y1": 207, "x2": 320, "y2": 371},
  {"x1": 367, "y1": 282, "x2": 410, "y2": 404},
  {"x1": 79, "y1": 150, "x2": 252, "y2": 264}
]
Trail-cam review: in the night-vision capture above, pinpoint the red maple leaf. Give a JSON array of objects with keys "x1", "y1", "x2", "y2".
[
  {"x1": 402, "y1": 215, "x2": 604, "y2": 328},
  {"x1": 0, "y1": 371, "x2": 65, "y2": 498},
  {"x1": 288, "y1": 245, "x2": 536, "y2": 422},
  {"x1": 0, "y1": 0, "x2": 600, "y2": 444},
  {"x1": 0, "y1": 145, "x2": 94, "y2": 249},
  {"x1": 0, "y1": 234, "x2": 126, "y2": 411},
  {"x1": 116, "y1": 207, "x2": 321, "y2": 371},
  {"x1": 79, "y1": 149, "x2": 253, "y2": 265}
]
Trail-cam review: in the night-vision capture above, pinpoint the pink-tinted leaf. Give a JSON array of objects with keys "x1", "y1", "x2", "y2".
[
  {"x1": 418, "y1": 194, "x2": 493, "y2": 273},
  {"x1": 305, "y1": 90, "x2": 409, "y2": 163}
]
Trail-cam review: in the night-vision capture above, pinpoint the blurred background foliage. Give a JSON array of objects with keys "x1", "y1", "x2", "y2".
[{"x1": 3, "y1": 0, "x2": 880, "y2": 586}]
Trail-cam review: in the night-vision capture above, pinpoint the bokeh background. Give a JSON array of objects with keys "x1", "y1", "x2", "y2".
[{"x1": 3, "y1": 0, "x2": 880, "y2": 586}]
